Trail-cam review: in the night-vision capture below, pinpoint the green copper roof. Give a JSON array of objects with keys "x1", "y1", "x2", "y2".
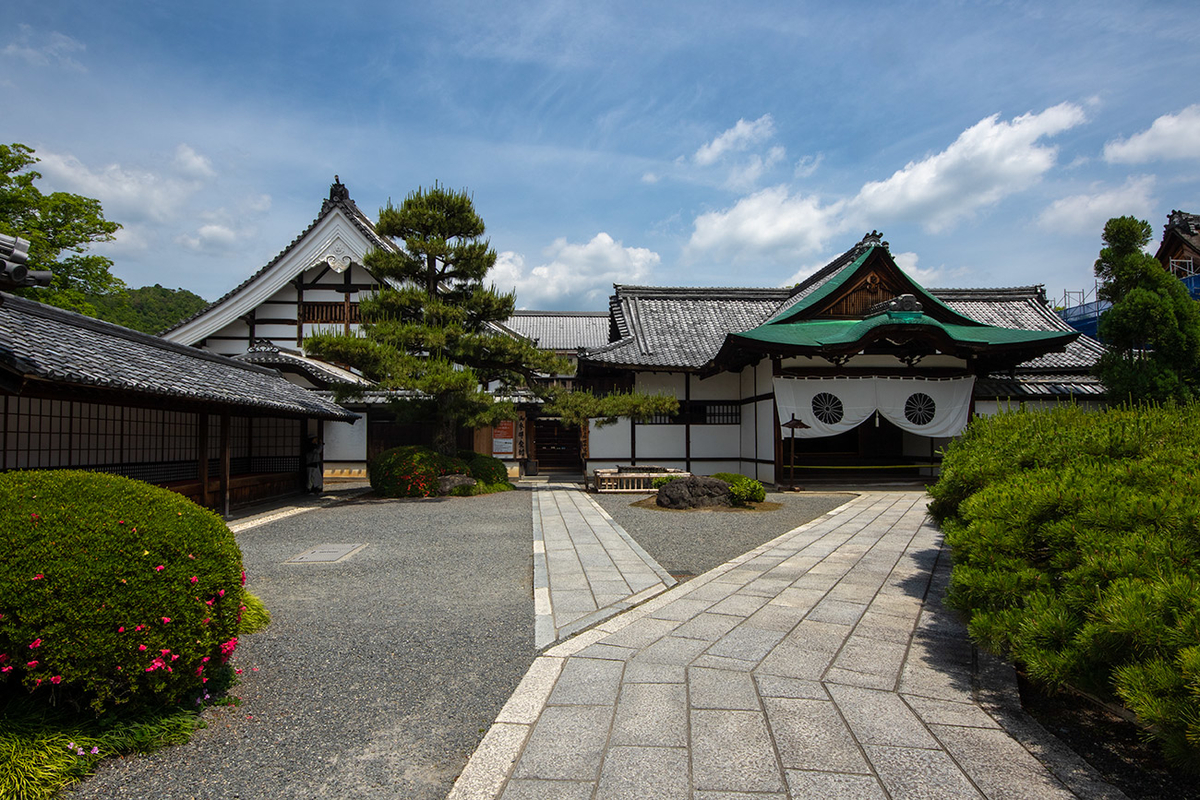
[
  {"x1": 732, "y1": 310, "x2": 1076, "y2": 351},
  {"x1": 768, "y1": 245, "x2": 982, "y2": 327}
]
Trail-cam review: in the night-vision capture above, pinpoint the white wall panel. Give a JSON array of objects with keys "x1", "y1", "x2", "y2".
[
  {"x1": 691, "y1": 426, "x2": 739, "y2": 458},
  {"x1": 324, "y1": 419, "x2": 366, "y2": 462},
  {"x1": 691, "y1": 371, "x2": 739, "y2": 400},
  {"x1": 636, "y1": 372, "x2": 686, "y2": 397},
  {"x1": 636, "y1": 425, "x2": 686, "y2": 459},
  {"x1": 589, "y1": 418, "x2": 631, "y2": 459}
]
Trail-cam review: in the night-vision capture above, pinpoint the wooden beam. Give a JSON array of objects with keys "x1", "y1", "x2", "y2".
[
  {"x1": 198, "y1": 412, "x2": 210, "y2": 508},
  {"x1": 219, "y1": 412, "x2": 231, "y2": 519}
]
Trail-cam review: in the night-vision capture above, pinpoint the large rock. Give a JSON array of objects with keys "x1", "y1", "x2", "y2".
[
  {"x1": 656, "y1": 475, "x2": 731, "y2": 509},
  {"x1": 437, "y1": 474, "x2": 477, "y2": 495}
]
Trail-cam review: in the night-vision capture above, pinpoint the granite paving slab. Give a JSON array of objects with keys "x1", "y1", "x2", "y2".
[{"x1": 449, "y1": 492, "x2": 1128, "y2": 800}]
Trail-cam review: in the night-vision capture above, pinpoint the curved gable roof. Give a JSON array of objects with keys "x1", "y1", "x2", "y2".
[{"x1": 164, "y1": 179, "x2": 395, "y2": 346}]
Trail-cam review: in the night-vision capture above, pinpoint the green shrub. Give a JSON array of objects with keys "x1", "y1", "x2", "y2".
[
  {"x1": 0, "y1": 471, "x2": 246, "y2": 716},
  {"x1": 238, "y1": 591, "x2": 271, "y2": 635},
  {"x1": 458, "y1": 451, "x2": 511, "y2": 486},
  {"x1": 709, "y1": 472, "x2": 766, "y2": 506},
  {"x1": 650, "y1": 475, "x2": 684, "y2": 489},
  {"x1": 368, "y1": 445, "x2": 471, "y2": 497},
  {"x1": 930, "y1": 404, "x2": 1200, "y2": 769}
]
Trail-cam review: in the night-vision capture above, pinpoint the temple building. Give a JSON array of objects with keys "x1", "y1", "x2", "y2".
[{"x1": 163, "y1": 181, "x2": 1106, "y2": 482}]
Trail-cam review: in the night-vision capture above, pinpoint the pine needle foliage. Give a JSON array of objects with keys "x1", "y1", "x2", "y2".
[
  {"x1": 305, "y1": 184, "x2": 676, "y2": 454},
  {"x1": 930, "y1": 403, "x2": 1200, "y2": 769}
]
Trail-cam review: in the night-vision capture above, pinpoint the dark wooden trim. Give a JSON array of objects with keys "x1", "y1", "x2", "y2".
[
  {"x1": 299, "y1": 281, "x2": 377, "y2": 292},
  {"x1": 199, "y1": 413, "x2": 210, "y2": 508},
  {"x1": 247, "y1": 308, "x2": 256, "y2": 341},
  {"x1": 684, "y1": 375, "x2": 691, "y2": 473},
  {"x1": 740, "y1": 392, "x2": 773, "y2": 405},
  {"x1": 778, "y1": 367, "x2": 971, "y2": 378},
  {"x1": 295, "y1": 276, "x2": 304, "y2": 347},
  {"x1": 219, "y1": 412, "x2": 231, "y2": 519},
  {"x1": 630, "y1": 416, "x2": 637, "y2": 466},
  {"x1": 248, "y1": 318, "x2": 299, "y2": 326},
  {"x1": 2, "y1": 395, "x2": 7, "y2": 471}
]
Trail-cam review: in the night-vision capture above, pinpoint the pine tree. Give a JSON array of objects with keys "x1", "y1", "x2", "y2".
[
  {"x1": 305, "y1": 184, "x2": 674, "y2": 454},
  {"x1": 1094, "y1": 216, "x2": 1200, "y2": 402}
]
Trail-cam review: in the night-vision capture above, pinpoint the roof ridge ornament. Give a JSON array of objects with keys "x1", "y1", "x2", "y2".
[
  {"x1": 321, "y1": 175, "x2": 351, "y2": 215},
  {"x1": 859, "y1": 230, "x2": 889, "y2": 252}
]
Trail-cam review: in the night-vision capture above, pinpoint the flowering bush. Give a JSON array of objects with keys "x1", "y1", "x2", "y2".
[
  {"x1": 458, "y1": 450, "x2": 511, "y2": 486},
  {"x1": 368, "y1": 446, "x2": 471, "y2": 497},
  {"x1": 0, "y1": 470, "x2": 246, "y2": 715}
]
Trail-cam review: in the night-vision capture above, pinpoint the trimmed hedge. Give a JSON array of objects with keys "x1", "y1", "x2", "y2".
[
  {"x1": 710, "y1": 472, "x2": 767, "y2": 506},
  {"x1": 368, "y1": 446, "x2": 470, "y2": 497},
  {"x1": 929, "y1": 404, "x2": 1200, "y2": 769},
  {"x1": 458, "y1": 450, "x2": 511, "y2": 486},
  {"x1": 0, "y1": 471, "x2": 247, "y2": 716}
]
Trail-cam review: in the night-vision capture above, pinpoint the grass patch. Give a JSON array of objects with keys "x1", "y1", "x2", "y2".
[{"x1": 0, "y1": 667, "x2": 238, "y2": 800}]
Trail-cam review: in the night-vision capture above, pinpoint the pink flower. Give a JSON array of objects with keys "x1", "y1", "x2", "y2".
[
  {"x1": 138, "y1": 644, "x2": 147, "y2": 651},
  {"x1": 90, "y1": 747, "x2": 99, "y2": 755},
  {"x1": 26, "y1": 660, "x2": 38, "y2": 668},
  {"x1": 218, "y1": 589, "x2": 225, "y2": 597},
  {"x1": 32, "y1": 573, "x2": 43, "y2": 580},
  {"x1": 50, "y1": 675, "x2": 62, "y2": 684},
  {"x1": 190, "y1": 576, "x2": 198, "y2": 584},
  {"x1": 117, "y1": 627, "x2": 125, "y2": 633},
  {"x1": 135, "y1": 624, "x2": 145, "y2": 632},
  {"x1": 1, "y1": 666, "x2": 12, "y2": 674},
  {"x1": 161, "y1": 617, "x2": 171, "y2": 624},
  {"x1": 154, "y1": 565, "x2": 165, "y2": 572},
  {"x1": 160, "y1": 649, "x2": 171, "y2": 656},
  {"x1": 29, "y1": 638, "x2": 41, "y2": 649}
]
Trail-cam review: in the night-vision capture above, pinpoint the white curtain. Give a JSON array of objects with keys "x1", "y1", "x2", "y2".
[{"x1": 773, "y1": 376, "x2": 975, "y2": 439}]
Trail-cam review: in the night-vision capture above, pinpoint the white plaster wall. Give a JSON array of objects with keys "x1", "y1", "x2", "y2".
[
  {"x1": 255, "y1": 324, "x2": 299, "y2": 340},
  {"x1": 270, "y1": 285, "x2": 298, "y2": 303},
  {"x1": 691, "y1": 426, "x2": 739, "y2": 458},
  {"x1": 635, "y1": 372, "x2": 686, "y2": 397},
  {"x1": 695, "y1": 461, "x2": 741, "y2": 476},
  {"x1": 324, "y1": 418, "x2": 366, "y2": 462},
  {"x1": 636, "y1": 424, "x2": 686, "y2": 459},
  {"x1": 756, "y1": 359, "x2": 774, "y2": 395},
  {"x1": 690, "y1": 371, "x2": 739, "y2": 400},
  {"x1": 302, "y1": 288, "x2": 350, "y2": 302},
  {"x1": 589, "y1": 418, "x2": 631, "y2": 459}
]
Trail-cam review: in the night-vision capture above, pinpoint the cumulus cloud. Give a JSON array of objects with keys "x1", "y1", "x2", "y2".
[
  {"x1": 172, "y1": 144, "x2": 216, "y2": 179},
  {"x1": 690, "y1": 186, "x2": 844, "y2": 262},
  {"x1": 1037, "y1": 175, "x2": 1157, "y2": 235},
  {"x1": 794, "y1": 154, "x2": 823, "y2": 178},
  {"x1": 689, "y1": 104, "x2": 1086, "y2": 263},
  {"x1": 695, "y1": 115, "x2": 776, "y2": 165},
  {"x1": 2, "y1": 24, "x2": 86, "y2": 72},
  {"x1": 492, "y1": 233, "x2": 660, "y2": 308},
  {"x1": 176, "y1": 224, "x2": 240, "y2": 253},
  {"x1": 850, "y1": 103, "x2": 1086, "y2": 232},
  {"x1": 35, "y1": 148, "x2": 211, "y2": 224},
  {"x1": 1104, "y1": 105, "x2": 1200, "y2": 163}
]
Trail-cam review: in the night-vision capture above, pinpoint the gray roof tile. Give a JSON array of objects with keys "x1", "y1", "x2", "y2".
[
  {"x1": 0, "y1": 293, "x2": 357, "y2": 420},
  {"x1": 504, "y1": 311, "x2": 611, "y2": 350}
]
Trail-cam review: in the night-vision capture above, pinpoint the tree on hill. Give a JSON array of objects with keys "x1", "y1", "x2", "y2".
[
  {"x1": 0, "y1": 143, "x2": 124, "y2": 314},
  {"x1": 1094, "y1": 215, "x2": 1200, "y2": 402},
  {"x1": 304, "y1": 184, "x2": 675, "y2": 455},
  {"x1": 87, "y1": 284, "x2": 210, "y2": 334}
]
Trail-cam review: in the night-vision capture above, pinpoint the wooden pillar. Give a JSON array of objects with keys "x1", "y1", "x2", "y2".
[
  {"x1": 296, "y1": 277, "x2": 305, "y2": 347},
  {"x1": 198, "y1": 413, "x2": 210, "y2": 508},
  {"x1": 219, "y1": 412, "x2": 231, "y2": 519},
  {"x1": 684, "y1": 374, "x2": 692, "y2": 473}
]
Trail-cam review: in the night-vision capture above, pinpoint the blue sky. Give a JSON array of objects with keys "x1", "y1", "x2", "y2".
[{"x1": 4, "y1": 1, "x2": 1199, "y2": 310}]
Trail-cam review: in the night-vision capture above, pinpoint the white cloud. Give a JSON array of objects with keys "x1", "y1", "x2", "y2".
[
  {"x1": 689, "y1": 104, "x2": 1087, "y2": 264},
  {"x1": 1037, "y1": 175, "x2": 1157, "y2": 235},
  {"x1": 695, "y1": 115, "x2": 776, "y2": 165},
  {"x1": 850, "y1": 103, "x2": 1087, "y2": 233},
  {"x1": 172, "y1": 144, "x2": 216, "y2": 179},
  {"x1": 35, "y1": 150, "x2": 206, "y2": 224},
  {"x1": 493, "y1": 233, "x2": 659, "y2": 308},
  {"x1": 1104, "y1": 105, "x2": 1200, "y2": 163},
  {"x1": 641, "y1": 172, "x2": 660, "y2": 184},
  {"x1": 689, "y1": 186, "x2": 844, "y2": 262},
  {"x1": 2, "y1": 24, "x2": 86, "y2": 72},
  {"x1": 892, "y1": 251, "x2": 947, "y2": 287},
  {"x1": 175, "y1": 223, "x2": 240, "y2": 253},
  {"x1": 794, "y1": 154, "x2": 823, "y2": 178}
]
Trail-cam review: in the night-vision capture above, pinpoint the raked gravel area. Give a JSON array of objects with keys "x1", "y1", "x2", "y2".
[
  {"x1": 69, "y1": 489, "x2": 537, "y2": 800},
  {"x1": 592, "y1": 490, "x2": 855, "y2": 579}
]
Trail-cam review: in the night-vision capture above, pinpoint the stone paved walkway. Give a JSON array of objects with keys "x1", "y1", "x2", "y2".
[
  {"x1": 534, "y1": 485, "x2": 676, "y2": 647},
  {"x1": 450, "y1": 492, "x2": 1125, "y2": 800}
]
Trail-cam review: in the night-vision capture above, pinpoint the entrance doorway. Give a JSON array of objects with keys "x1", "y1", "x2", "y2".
[
  {"x1": 532, "y1": 418, "x2": 582, "y2": 473},
  {"x1": 780, "y1": 414, "x2": 923, "y2": 480}
]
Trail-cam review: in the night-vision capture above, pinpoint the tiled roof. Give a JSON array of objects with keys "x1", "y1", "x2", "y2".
[
  {"x1": 585, "y1": 285, "x2": 792, "y2": 369},
  {"x1": 235, "y1": 342, "x2": 373, "y2": 388},
  {"x1": 975, "y1": 374, "x2": 1106, "y2": 398},
  {"x1": 504, "y1": 311, "x2": 611, "y2": 351},
  {"x1": 164, "y1": 179, "x2": 394, "y2": 335},
  {"x1": 0, "y1": 293, "x2": 357, "y2": 420},
  {"x1": 932, "y1": 287, "x2": 1105, "y2": 371}
]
